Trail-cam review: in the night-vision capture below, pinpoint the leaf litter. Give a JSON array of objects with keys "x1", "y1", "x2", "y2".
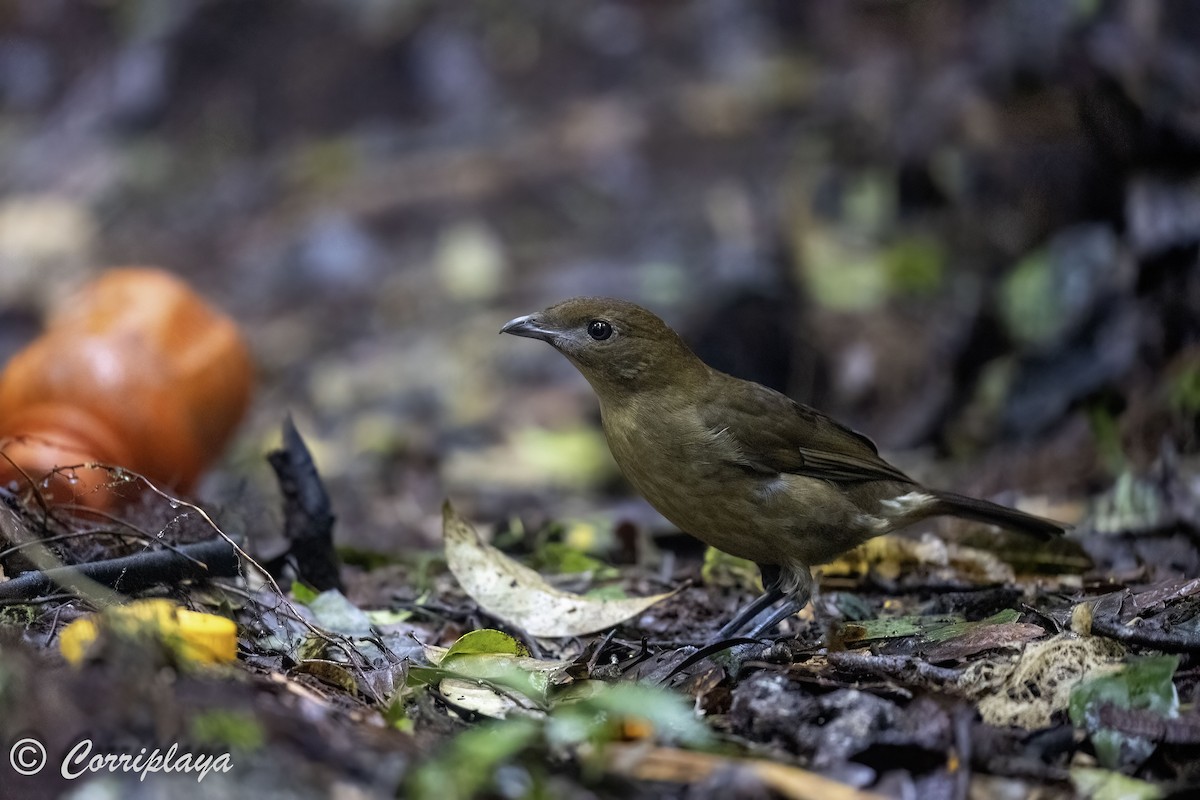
[{"x1": 7, "y1": 449, "x2": 1200, "y2": 799}]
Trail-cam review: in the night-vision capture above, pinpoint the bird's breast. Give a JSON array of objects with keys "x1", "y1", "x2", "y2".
[
  {"x1": 600, "y1": 400, "x2": 732, "y2": 488},
  {"x1": 600, "y1": 401, "x2": 794, "y2": 559}
]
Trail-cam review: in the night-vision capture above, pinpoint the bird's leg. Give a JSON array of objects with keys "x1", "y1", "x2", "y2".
[
  {"x1": 715, "y1": 585, "x2": 783, "y2": 639},
  {"x1": 658, "y1": 566, "x2": 810, "y2": 684},
  {"x1": 713, "y1": 563, "x2": 784, "y2": 639},
  {"x1": 716, "y1": 563, "x2": 813, "y2": 639},
  {"x1": 741, "y1": 584, "x2": 811, "y2": 639}
]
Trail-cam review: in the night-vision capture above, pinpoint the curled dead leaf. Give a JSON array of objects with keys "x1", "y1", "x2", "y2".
[{"x1": 442, "y1": 501, "x2": 674, "y2": 637}]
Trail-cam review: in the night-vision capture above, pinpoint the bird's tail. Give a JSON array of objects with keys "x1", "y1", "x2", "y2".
[{"x1": 932, "y1": 491, "x2": 1068, "y2": 540}]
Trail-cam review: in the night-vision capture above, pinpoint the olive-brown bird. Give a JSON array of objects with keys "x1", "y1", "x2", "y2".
[{"x1": 501, "y1": 297, "x2": 1067, "y2": 637}]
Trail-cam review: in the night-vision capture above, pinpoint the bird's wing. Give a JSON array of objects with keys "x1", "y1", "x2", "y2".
[{"x1": 700, "y1": 378, "x2": 913, "y2": 484}]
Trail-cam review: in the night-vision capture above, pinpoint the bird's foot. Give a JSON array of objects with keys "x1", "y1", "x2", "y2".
[{"x1": 715, "y1": 590, "x2": 807, "y2": 640}]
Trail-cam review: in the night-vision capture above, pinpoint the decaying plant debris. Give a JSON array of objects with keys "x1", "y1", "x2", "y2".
[{"x1": 2, "y1": 441, "x2": 1200, "y2": 799}]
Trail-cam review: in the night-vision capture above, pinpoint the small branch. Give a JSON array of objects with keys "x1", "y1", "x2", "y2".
[
  {"x1": 0, "y1": 537, "x2": 239, "y2": 602},
  {"x1": 825, "y1": 651, "x2": 962, "y2": 685},
  {"x1": 1097, "y1": 704, "x2": 1200, "y2": 744},
  {"x1": 1089, "y1": 614, "x2": 1200, "y2": 653}
]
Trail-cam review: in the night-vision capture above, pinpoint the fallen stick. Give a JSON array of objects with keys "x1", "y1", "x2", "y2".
[{"x1": 0, "y1": 537, "x2": 239, "y2": 602}]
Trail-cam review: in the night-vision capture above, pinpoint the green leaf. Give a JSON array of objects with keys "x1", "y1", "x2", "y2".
[
  {"x1": 925, "y1": 609, "x2": 1022, "y2": 642},
  {"x1": 289, "y1": 581, "x2": 319, "y2": 604},
  {"x1": 444, "y1": 629, "x2": 530, "y2": 661},
  {"x1": 444, "y1": 660, "x2": 555, "y2": 705},
  {"x1": 1069, "y1": 655, "x2": 1180, "y2": 769},
  {"x1": 532, "y1": 541, "x2": 617, "y2": 578},
  {"x1": 547, "y1": 682, "x2": 711, "y2": 750},
  {"x1": 408, "y1": 718, "x2": 542, "y2": 800},
  {"x1": 842, "y1": 609, "x2": 1022, "y2": 644},
  {"x1": 841, "y1": 614, "x2": 949, "y2": 642},
  {"x1": 416, "y1": 630, "x2": 573, "y2": 715}
]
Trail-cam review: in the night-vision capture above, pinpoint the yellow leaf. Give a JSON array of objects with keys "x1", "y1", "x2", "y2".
[{"x1": 58, "y1": 599, "x2": 237, "y2": 667}]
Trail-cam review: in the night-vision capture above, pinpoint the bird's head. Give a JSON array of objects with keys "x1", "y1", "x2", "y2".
[{"x1": 500, "y1": 297, "x2": 705, "y2": 398}]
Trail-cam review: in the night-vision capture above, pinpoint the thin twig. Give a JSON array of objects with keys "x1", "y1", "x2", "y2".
[{"x1": 1089, "y1": 614, "x2": 1200, "y2": 653}]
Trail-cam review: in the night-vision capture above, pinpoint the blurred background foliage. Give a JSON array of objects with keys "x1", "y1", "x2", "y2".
[{"x1": 0, "y1": 0, "x2": 1197, "y2": 554}]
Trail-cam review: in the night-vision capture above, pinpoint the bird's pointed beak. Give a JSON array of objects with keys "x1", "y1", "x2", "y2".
[{"x1": 500, "y1": 313, "x2": 554, "y2": 341}]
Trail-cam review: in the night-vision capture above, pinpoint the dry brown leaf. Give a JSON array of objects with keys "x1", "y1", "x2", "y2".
[
  {"x1": 442, "y1": 501, "x2": 674, "y2": 637},
  {"x1": 605, "y1": 743, "x2": 888, "y2": 800},
  {"x1": 923, "y1": 622, "x2": 1046, "y2": 662}
]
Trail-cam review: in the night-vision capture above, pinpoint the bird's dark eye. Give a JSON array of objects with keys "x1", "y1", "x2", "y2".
[{"x1": 587, "y1": 320, "x2": 613, "y2": 341}]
